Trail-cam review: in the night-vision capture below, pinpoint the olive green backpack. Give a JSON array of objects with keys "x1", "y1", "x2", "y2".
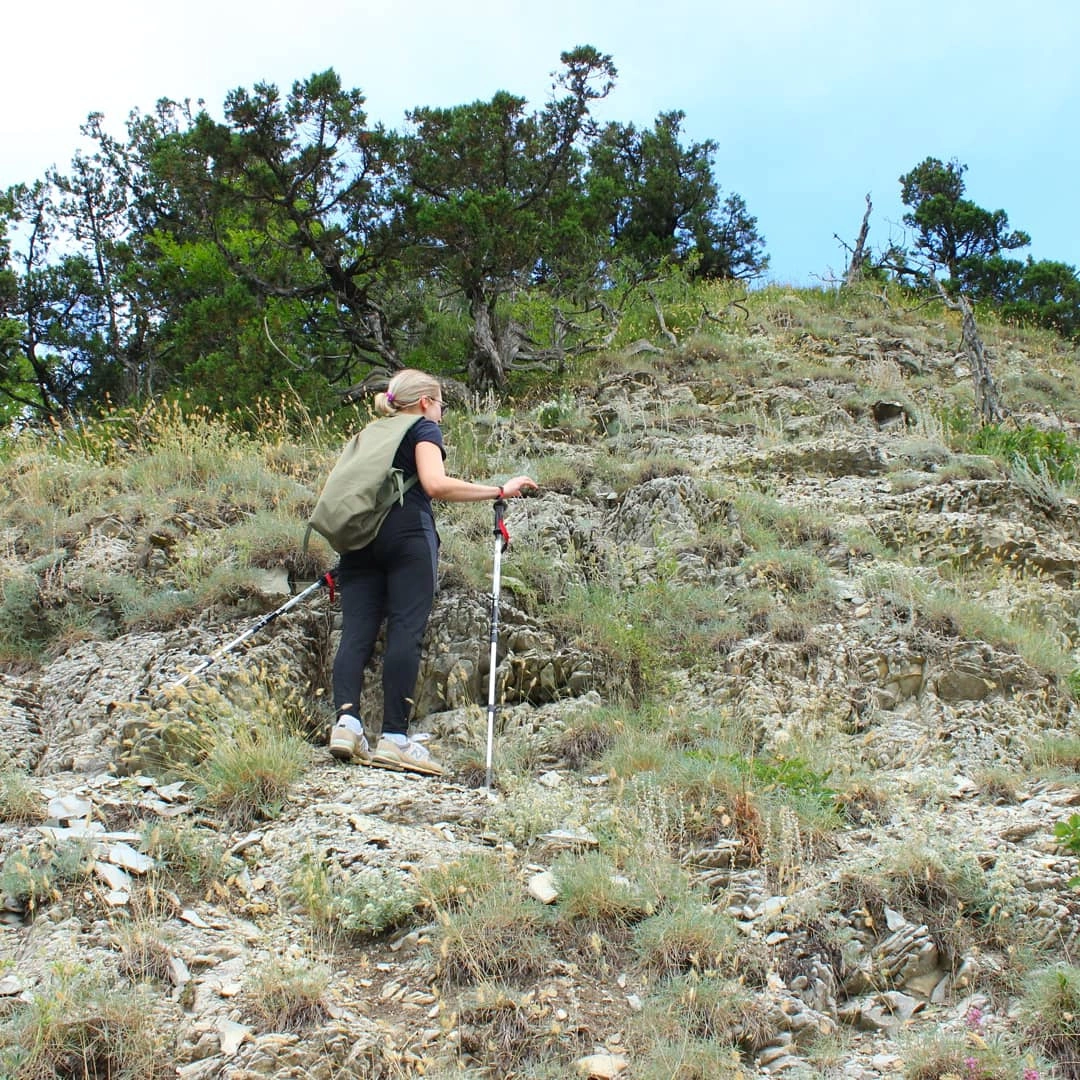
[{"x1": 305, "y1": 414, "x2": 424, "y2": 554}]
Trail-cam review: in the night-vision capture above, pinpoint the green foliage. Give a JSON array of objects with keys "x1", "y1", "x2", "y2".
[
  {"x1": 893, "y1": 156, "x2": 1080, "y2": 338},
  {"x1": 899, "y1": 156, "x2": 1030, "y2": 288},
  {"x1": 338, "y1": 867, "x2": 419, "y2": 937},
  {"x1": 399, "y1": 46, "x2": 617, "y2": 388},
  {"x1": 1053, "y1": 814, "x2": 1080, "y2": 889},
  {"x1": 289, "y1": 853, "x2": 419, "y2": 940},
  {"x1": 998, "y1": 257, "x2": 1080, "y2": 340},
  {"x1": 586, "y1": 110, "x2": 767, "y2": 280},
  {"x1": 744, "y1": 756, "x2": 838, "y2": 812},
  {"x1": 1053, "y1": 814, "x2": 1080, "y2": 855},
  {"x1": 967, "y1": 423, "x2": 1080, "y2": 485}
]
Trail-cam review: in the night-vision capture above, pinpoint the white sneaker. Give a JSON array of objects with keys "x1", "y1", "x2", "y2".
[
  {"x1": 328, "y1": 722, "x2": 369, "y2": 763},
  {"x1": 371, "y1": 736, "x2": 444, "y2": 776}
]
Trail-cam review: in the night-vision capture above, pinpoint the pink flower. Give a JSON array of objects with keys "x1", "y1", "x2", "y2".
[{"x1": 965, "y1": 1004, "x2": 984, "y2": 1030}]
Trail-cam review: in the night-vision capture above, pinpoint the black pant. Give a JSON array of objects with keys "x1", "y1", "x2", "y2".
[{"x1": 332, "y1": 506, "x2": 438, "y2": 737}]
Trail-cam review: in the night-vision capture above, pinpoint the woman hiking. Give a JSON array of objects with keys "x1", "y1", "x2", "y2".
[{"x1": 328, "y1": 368, "x2": 538, "y2": 775}]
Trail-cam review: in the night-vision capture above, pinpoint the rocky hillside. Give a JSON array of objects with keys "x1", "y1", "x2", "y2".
[{"x1": 3, "y1": 290, "x2": 1080, "y2": 1078}]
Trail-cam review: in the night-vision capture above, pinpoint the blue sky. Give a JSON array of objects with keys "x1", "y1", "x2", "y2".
[{"x1": 3, "y1": 0, "x2": 1077, "y2": 286}]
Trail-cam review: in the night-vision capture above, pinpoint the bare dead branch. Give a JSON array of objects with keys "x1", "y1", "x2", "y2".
[
  {"x1": 934, "y1": 278, "x2": 1008, "y2": 426},
  {"x1": 646, "y1": 286, "x2": 678, "y2": 348},
  {"x1": 263, "y1": 317, "x2": 306, "y2": 371},
  {"x1": 842, "y1": 194, "x2": 873, "y2": 287}
]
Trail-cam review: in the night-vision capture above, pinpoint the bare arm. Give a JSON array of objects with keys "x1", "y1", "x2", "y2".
[{"x1": 415, "y1": 441, "x2": 538, "y2": 502}]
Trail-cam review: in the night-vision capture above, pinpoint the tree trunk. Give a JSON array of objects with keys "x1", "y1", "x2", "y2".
[
  {"x1": 468, "y1": 292, "x2": 519, "y2": 391},
  {"x1": 935, "y1": 280, "x2": 1007, "y2": 426},
  {"x1": 843, "y1": 194, "x2": 873, "y2": 287}
]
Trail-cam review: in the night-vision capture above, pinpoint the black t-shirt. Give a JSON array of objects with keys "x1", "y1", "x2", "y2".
[{"x1": 392, "y1": 418, "x2": 445, "y2": 516}]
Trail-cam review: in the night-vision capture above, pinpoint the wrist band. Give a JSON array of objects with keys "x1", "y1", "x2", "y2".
[{"x1": 498, "y1": 486, "x2": 505, "y2": 499}]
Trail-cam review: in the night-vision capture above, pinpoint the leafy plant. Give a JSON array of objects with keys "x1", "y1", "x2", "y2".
[
  {"x1": 1053, "y1": 814, "x2": 1080, "y2": 889},
  {"x1": 1054, "y1": 814, "x2": 1080, "y2": 855},
  {"x1": 969, "y1": 423, "x2": 1080, "y2": 486},
  {"x1": 289, "y1": 855, "x2": 419, "y2": 941},
  {"x1": 338, "y1": 867, "x2": 419, "y2": 937}
]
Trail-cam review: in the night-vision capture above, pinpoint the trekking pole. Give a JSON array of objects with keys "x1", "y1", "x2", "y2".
[
  {"x1": 170, "y1": 569, "x2": 337, "y2": 691},
  {"x1": 484, "y1": 499, "x2": 510, "y2": 789}
]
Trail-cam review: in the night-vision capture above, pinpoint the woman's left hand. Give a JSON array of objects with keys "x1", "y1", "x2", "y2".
[{"x1": 502, "y1": 475, "x2": 539, "y2": 498}]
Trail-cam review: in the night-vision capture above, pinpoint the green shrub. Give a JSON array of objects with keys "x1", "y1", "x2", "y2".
[
  {"x1": 289, "y1": 854, "x2": 419, "y2": 940},
  {"x1": 338, "y1": 867, "x2": 419, "y2": 937},
  {"x1": 968, "y1": 423, "x2": 1080, "y2": 485}
]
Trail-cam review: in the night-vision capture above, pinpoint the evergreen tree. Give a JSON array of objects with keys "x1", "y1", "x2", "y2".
[
  {"x1": 899, "y1": 157, "x2": 1029, "y2": 292},
  {"x1": 398, "y1": 46, "x2": 617, "y2": 389},
  {"x1": 586, "y1": 110, "x2": 766, "y2": 279}
]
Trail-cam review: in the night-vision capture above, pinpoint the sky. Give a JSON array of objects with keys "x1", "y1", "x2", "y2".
[{"x1": 2, "y1": 0, "x2": 1078, "y2": 286}]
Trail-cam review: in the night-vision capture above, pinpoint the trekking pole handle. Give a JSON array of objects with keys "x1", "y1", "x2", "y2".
[{"x1": 492, "y1": 498, "x2": 509, "y2": 551}]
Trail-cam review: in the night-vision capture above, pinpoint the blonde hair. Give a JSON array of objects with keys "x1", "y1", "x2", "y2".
[{"x1": 373, "y1": 368, "x2": 443, "y2": 416}]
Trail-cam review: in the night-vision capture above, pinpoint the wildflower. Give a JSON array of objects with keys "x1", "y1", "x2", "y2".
[{"x1": 964, "y1": 1004, "x2": 984, "y2": 1030}]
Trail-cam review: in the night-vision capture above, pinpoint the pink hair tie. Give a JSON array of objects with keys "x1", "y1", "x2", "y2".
[{"x1": 386, "y1": 391, "x2": 395, "y2": 403}]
